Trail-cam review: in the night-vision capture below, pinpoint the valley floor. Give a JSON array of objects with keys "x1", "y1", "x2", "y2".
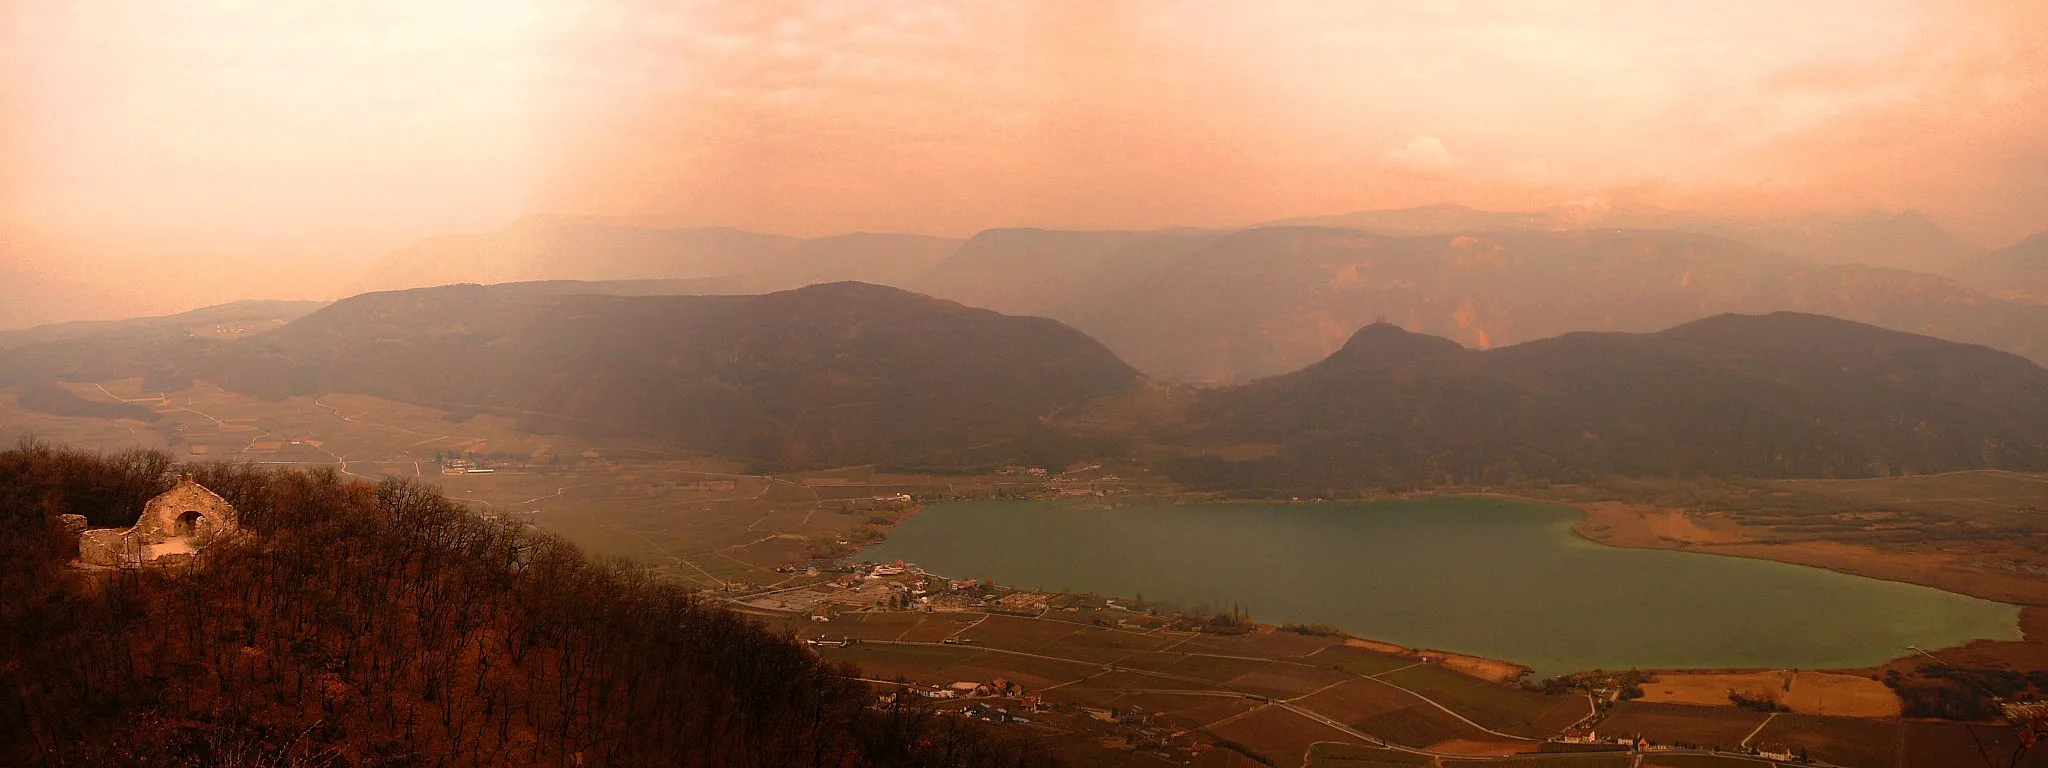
[{"x1": 11, "y1": 380, "x2": 2048, "y2": 765}]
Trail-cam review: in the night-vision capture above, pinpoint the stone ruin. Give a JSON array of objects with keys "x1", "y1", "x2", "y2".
[{"x1": 72, "y1": 476, "x2": 239, "y2": 568}]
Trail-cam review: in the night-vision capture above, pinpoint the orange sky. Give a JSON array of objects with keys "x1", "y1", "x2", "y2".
[{"x1": 3, "y1": 0, "x2": 2046, "y2": 313}]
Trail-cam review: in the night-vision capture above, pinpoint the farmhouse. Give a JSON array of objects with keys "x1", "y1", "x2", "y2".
[{"x1": 75, "y1": 477, "x2": 239, "y2": 567}]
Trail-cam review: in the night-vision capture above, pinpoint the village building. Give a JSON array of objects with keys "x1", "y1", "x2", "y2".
[{"x1": 75, "y1": 477, "x2": 238, "y2": 567}]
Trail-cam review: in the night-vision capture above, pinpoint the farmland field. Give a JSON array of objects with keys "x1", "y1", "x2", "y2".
[
  {"x1": 1638, "y1": 671, "x2": 1901, "y2": 717},
  {"x1": 1452, "y1": 756, "x2": 1632, "y2": 768},
  {"x1": 1749, "y1": 714, "x2": 1900, "y2": 768},
  {"x1": 1202, "y1": 705, "x2": 1350, "y2": 768},
  {"x1": 1303, "y1": 742, "x2": 1429, "y2": 767},
  {"x1": 1770, "y1": 471, "x2": 2048, "y2": 528},
  {"x1": 1901, "y1": 721, "x2": 2048, "y2": 768},
  {"x1": 1292, "y1": 679, "x2": 1414, "y2": 724},
  {"x1": 1375, "y1": 660, "x2": 1573, "y2": 736},
  {"x1": 1596, "y1": 702, "x2": 1768, "y2": 749},
  {"x1": 1642, "y1": 757, "x2": 1790, "y2": 768},
  {"x1": 1302, "y1": 644, "x2": 1421, "y2": 677},
  {"x1": 1350, "y1": 704, "x2": 1477, "y2": 748}
]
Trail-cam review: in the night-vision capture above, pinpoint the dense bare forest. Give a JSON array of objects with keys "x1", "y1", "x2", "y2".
[{"x1": 0, "y1": 442, "x2": 1053, "y2": 767}]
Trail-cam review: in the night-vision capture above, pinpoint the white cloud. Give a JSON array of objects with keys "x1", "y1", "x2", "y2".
[{"x1": 1384, "y1": 134, "x2": 1462, "y2": 169}]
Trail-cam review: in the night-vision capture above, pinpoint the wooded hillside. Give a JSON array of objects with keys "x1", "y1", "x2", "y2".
[{"x1": 0, "y1": 443, "x2": 1052, "y2": 767}]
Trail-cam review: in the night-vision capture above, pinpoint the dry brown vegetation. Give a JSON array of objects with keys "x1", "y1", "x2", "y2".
[
  {"x1": 0, "y1": 442, "x2": 1052, "y2": 767},
  {"x1": 1638, "y1": 671, "x2": 1901, "y2": 717},
  {"x1": 1595, "y1": 702, "x2": 1770, "y2": 750}
]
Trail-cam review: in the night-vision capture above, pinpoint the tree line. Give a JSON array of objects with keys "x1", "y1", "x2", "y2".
[{"x1": 0, "y1": 440, "x2": 1057, "y2": 767}]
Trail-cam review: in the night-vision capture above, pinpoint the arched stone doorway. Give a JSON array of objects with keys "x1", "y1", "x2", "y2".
[{"x1": 174, "y1": 511, "x2": 203, "y2": 537}]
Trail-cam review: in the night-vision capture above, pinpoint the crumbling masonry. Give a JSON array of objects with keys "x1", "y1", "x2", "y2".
[{"x1": 72, "y1": 476, "x2": 238, "y2": 567}]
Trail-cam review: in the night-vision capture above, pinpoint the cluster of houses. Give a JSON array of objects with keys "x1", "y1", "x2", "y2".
[
  {"x1": 803, "y1": 637, "x2": 863, "y2": 648},
  {"x1": 875, "y1": 692, "x2": 1037, "y2": 724},
  {"x1": 820, "y1": 561, "x2": 1031, "y2": 614},
  {"x1": 826, "y1": 492, "x2": 916, "y2": 514},
  {"x1": 1551, "y1": 729, "x2": 1646, "y2": 749},
  {"x1": 940, "y1": 677, "x2": 1025, "y2": 699},
  {"x1": 1550, "y1": 730, "x2": 1802, "y2": 761},
  {"x1": 746, "y1": 560, "x2": 990, "y2": 620},
  {"x1": 438, "y1": 457, "x2": 494, "y2": 475},
  {"x1": 959, "y1": 702, "x2": 1031, "y2": 724}
]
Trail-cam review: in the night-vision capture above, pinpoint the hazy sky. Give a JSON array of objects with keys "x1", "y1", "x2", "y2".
[{"x1": 3, "y1": 0, "x2": 2046, "y2": 313}]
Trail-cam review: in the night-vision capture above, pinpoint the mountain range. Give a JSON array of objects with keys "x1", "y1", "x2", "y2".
[
  {"x1": 8, "y1": 281, "x2": 2048, "y2": 487},
  {"x1": 0, "y1": 282, "x2": 1139, "y2": 469},
  {"x1": 1170, "y1": 313, "x2": 2048, "y2": 490},
  {"x1": 355, "y1": 208, "x2": 2048, "y2": 385},
  {"x1": 916, "y1": 226, "x2": 2048, "y2": 384},
  {"x1": 1262, "y1": 203, "x2": 1984, "y2": 273},
  {"x1": 353, "y1": 215, "x2": 960, "y2": 295}
]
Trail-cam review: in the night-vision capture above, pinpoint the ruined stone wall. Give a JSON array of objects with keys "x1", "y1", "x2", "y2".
[
  {"x1": 78, "y1": 528, "x2": 135, "y2": 567},
  {"x1": 71, "y1": 478, "x2": 239, "y2": 568},
  {"x1": 134, "y1": 479, "x2": 237, "y2": 546}
]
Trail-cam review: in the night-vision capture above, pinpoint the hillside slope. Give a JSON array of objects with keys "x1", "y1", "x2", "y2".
[
  {"x1": 214, "y1": 281, "x2": 1141, "y2": 468},
  {"x1": 1171, "y1": 313, "x2": 2048, "y2": 489},
  {"x1": 0, "y1": 446, "x2": 1050, "y2": 766}
]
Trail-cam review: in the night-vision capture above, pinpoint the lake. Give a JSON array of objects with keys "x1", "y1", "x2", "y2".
[{"x1": 861, "y1": 497, "x2": 2022, "y2": 677}]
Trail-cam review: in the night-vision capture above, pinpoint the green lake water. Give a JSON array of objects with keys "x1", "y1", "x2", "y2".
[{"x1": 861, "y1": 497, "x2": 2022, "y2": 677}]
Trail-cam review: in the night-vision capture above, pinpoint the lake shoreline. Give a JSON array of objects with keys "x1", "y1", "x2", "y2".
[
  {"x1": 851, "y1": 497, "x2": 1539, "y2": 685},
  {"x1": 1476, "y1": 490, "x2": 2048, "y2": 679},
  {"x1": 859, "y1": 496, "x2": 2014, "y2": 682}
]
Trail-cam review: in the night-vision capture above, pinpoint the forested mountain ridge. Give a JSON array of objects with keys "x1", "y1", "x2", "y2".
[{"x1": 1168, "y1": 312, "x2": 2048, "y2": 491}]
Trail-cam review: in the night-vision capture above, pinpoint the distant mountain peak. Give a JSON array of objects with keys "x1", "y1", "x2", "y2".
[{"x1": 1327, "y1": 322, "x2": 1467, "y2": 365}]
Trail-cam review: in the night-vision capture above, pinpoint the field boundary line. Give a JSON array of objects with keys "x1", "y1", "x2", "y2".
[
  {"x1": 1739, "y1": 711, "x2": 1777, "y2": 748},
  {"x1": 1370, "y1": 661, "x2": 1424, "y2": 678}
]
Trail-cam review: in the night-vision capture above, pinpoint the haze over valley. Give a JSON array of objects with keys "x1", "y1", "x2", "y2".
[{"x1": 8, "y1": 2, "x2": 2048, "y2": 766}]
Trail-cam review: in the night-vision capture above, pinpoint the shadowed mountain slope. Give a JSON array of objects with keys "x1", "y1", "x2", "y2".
[
  {"x1": 1170, "y1": 313, "x2": 2048, "y2": 490},
  {"x1": 208, "y1": 281, "x2": 1141, "y2": 468}
]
